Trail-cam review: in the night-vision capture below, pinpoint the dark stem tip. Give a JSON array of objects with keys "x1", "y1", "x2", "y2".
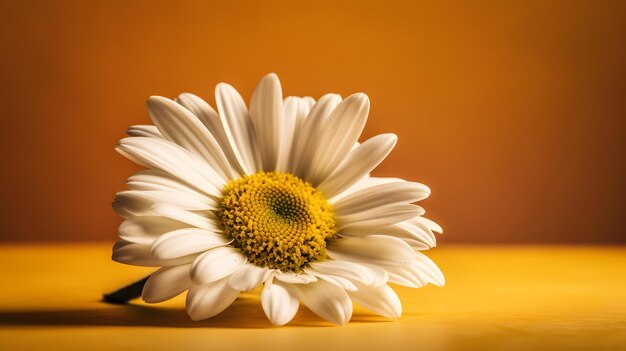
[{"x1": 102, "y1": 275, "x2": 151, "y2": 305}]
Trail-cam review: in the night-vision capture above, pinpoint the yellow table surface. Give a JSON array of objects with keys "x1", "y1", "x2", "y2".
[{"x1": 0, "y1": 244, "x2": 624, "y2": 351}]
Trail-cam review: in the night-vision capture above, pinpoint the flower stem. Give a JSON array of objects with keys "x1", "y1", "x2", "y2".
[{"x1": 102, "y1": 275, "x2": 151, "y2": 304}]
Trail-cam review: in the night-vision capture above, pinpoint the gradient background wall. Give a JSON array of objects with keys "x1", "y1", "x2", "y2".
[{"x1": 0, "y1": 0, "x2": 624, "y2": 244}]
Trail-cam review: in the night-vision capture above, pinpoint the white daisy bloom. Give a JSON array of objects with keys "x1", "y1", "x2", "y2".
[{"x1": 111, "y1": 73, "x2": 444, "y2": 326}]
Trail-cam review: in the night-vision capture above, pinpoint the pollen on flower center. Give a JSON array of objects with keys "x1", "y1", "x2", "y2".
[{"x1": 219, "y1": 171, "x2": 336, "y2": 272}]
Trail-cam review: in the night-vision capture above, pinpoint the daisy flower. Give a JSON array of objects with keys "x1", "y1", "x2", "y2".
[{"x1": 111, "y1": 73, "x2": 444, "y2": 326}]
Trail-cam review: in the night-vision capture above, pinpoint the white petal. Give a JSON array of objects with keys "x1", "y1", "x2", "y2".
[
  {"x1": 332, "y1": 181, "x2": 430, "y2": 216},
  {"x1": 306, "y1": 272, "x2": 358, "y2": 291},
  {"x1": 398, "y1": 221, "x2": 437, "y2": 247},
  {"x1": 302, "y1": 96, "x2": 316, "y2": 110},
  {"x1": 386, "y1": 264, "x2": 426, "y2": 288},
  {"x1": 112, "y1": 240, "x2": 195, "y2": 267},
  {"x1": 191, "y1": 247, "x2": 247, "y2": 284},
  {"x1": 151, "y1": 203, "x2": 219, "y2": 231},
  {"x1": 116, "y1": 137, "x2": 223, "y2": 197},
  {"x1": 277, "y1": 96, "x2": 313, "y2": 172},
  {"x1": 112, "y1": 190, "x2": 216, "y2": 218},
  {"x1": 147, "y1": 96, "x2": 236, "y2": 182},
  {"x1": 327, "y1": 235, "x2": 415, "y2": 266},
  {"x1": 293, "y1": 279, "x2": 353, "y2": 325},
  {"x1": 261, "y1": 278, "x2": 299, "y2": 326},
  {"x1": 274, "y1": 271, "x2": 317, "y2": 284},
  {"x1": 305, "y1": 93, "x2": 370, "y2": 185},
  {"x1": 318, "y1": 133, "x2": 397, "y2": 198},
  {"x1": 330, "y1": 176, "x2": 405, "y2": 202},
  {"x1": 415, "y1": 216, "x2": 444, "y2": 234},
  {"x1": 127, "y1": 125, "x2": 163, "y2": 138},
  {"x1": 186, "y1": 278, "x2": 239, "y2": 321},
  {"x1": 414, "y1": 252, "x2": 445, "y2": 286},
  {"x1": 348, "y1": 282, "x2": 402, "y2": 319},
  {"x1": 289, "y1": 93, "x2": 342, "y2": 177},
  {"x1": 386, "y1": 252, "x2": 445, "y2": 287},
  {"x1": 336, "y1": 204, "x2": 425, "y2": 231},
  {"x1": 112, "y1": 240, "x2": 152, "y2": 266},
  {"x1": 151, "y1": 228, "x2": 231, "y2": 259},
  {"x1": 118, "y1": 216, "x2": 189, "y2": 245},
  {"x1": 142, "y1": 264, "x2": 192, "y2": 303},
  {"x1": 215, "y1": 82, "x2": 259, "y2": 174},
  {"x1": 177, "y1": 93, "x2": 245, "y2": 176},
  {"x1": 250, "y1": 73, "x2": 283, "y2": 171},
  {"x1": 401, "y1": 217, "x2": 441, "y2": 247},
  {"x1": 228, "y1": 264, "x2": 272, "y2": 291},
  {"x1": 126, "y1": 169, "x2": 205, "y2": 196},
  {"x1": 339, "y1": 221, "x2": 436, "y2": 248},
  {"x1": 308, "y1": 260, "x2": 388, "y2": 287},
  {"x1": 409, "y1": 241, "x2": 433, "y2": 251}
]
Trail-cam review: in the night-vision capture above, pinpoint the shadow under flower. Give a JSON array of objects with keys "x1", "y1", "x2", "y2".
[{"x1": 0, "y1": 295, "x2": 390, "y2": 328}]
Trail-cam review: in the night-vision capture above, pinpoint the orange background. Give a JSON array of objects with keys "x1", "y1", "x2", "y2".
[{"x1": 0, "y1": 0, "x2": 624, "y2": 243}]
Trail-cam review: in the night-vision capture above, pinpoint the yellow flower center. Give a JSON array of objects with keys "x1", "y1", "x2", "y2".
[{"x1": 219, "y1": 171, "x2": 336, "y2": 272}]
